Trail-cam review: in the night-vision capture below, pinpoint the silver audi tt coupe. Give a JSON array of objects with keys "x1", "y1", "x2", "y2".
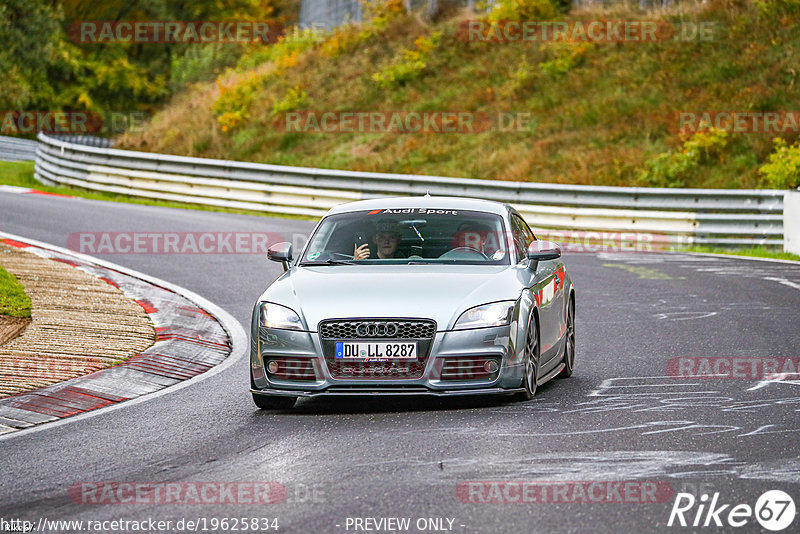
[{"x1": 250, "y1": 197, "x2": 575, "y2": 409}]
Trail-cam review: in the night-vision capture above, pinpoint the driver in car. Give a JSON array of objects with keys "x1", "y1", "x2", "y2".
[
  {"x1": 451, "y1": 221, "x2": 505, "y2": 260},
  {"x1": 353, "y1": 222, "x2": 402, "y2": 260},
  {"x1": 454, "y1": 221, "x2": 491, "y2": 253}
]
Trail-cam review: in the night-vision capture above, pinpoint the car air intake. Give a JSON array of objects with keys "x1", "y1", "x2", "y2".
[
  {"x1": 440, "y1": 357, "x2": 500, "y2": 381},
  {"x1": 265, "y1": 357, "x2": 316, "y2": 381}
]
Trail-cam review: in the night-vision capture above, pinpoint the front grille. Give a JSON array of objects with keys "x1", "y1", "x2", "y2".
[
  {"x1": 319, "y1": 319, "x2": 436, "y2": 339},
  {"x1": 319, "y1": 318, "x2": 437, "y2": 379}
]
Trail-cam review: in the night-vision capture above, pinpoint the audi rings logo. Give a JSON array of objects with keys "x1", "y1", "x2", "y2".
[{"x1": 355, "y1": 322, "x2": 399, "y2": 337}]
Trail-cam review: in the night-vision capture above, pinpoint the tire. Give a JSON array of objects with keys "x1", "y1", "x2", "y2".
[
  {"x1": 558, "y1": 297, "x2": 575, "y2": 378},
  {"x1": 515, "y1": 316, "x2": 539, "y2": 401},
  {"x1": 252, "y1": 393, "x2": 296, "y2": 410}
]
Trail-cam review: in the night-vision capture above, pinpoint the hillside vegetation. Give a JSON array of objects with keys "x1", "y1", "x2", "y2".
[
  {"x1": 0, "y1": 0, "x2": 294, "y2": 122},
  {"x1": 118, "y1": 0, "x2": 800, "y2": 189}
]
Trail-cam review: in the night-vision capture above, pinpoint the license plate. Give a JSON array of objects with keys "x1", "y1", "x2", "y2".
[{"x1": 335, "y1": 342, "x2": 417, "y2": 360}]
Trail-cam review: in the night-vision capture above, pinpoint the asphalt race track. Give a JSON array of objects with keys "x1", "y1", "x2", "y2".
[{"x1": 1, "y1": 191, "x2": 799, "y2": 533}]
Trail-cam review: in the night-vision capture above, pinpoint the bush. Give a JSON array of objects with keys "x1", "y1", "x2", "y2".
[
  {"x1": 273, "y1": 86, "x2": 308, "y2": 115},
  {"x1": 237, "y1": 26, "x2": 324, "y2": 72},
  {"x1": 362, "y1": 0, "x2": 407, "y2": 21},
  {"x1": 215, "y1": 26, "x2": 324, "y2": 132},
  {"x1": 320, "y1": 19, "x2": 387, "y2": 58},
  {"x1": 638, "y1": 128, "x2": 729, "y2": 188},
  {"x1": 171, "y1": 44, "x2": 244, "y2": 88},
  {"x1": 538, "y1": 42, "x2": 593, "y2": 76},
  {"x1": 758, "y1": 138, "x2": 800, "y2": 189},
  {"x1": 488, "y1": 0, "x2": 558, "y2": 21},
  {"x1": 213, "y1": 71, "x2": 265, "y2": 131},
  {"x1": 372, "y1": 32, "x2": 442, "y2": 88},
  {"x1": 755, "y1": 0, "x2": 800, "y2": 18}
]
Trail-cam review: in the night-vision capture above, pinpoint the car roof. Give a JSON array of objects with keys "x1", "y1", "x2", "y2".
[{"x1": 326, "y1": 196, "x2": 512, "y2": 217}]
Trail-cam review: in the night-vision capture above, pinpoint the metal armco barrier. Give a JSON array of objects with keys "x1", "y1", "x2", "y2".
[
  {"x1": 49, "y1": 135, "x2": 114, "y2": 149},
  {"x1": 34, "y1": 132, "x2": 786, "y2": 247},
  {"x1": 784, "y1": 190, "x2": 800, "y2": 255},
  {"x1": 0, "y1": 135, "x2": 37, "y2": 162}
]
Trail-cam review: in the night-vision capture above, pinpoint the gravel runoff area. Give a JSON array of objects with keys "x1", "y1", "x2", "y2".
[
  {"x1": 0, "y1": 242, "x2": 156, "y2": 398},
  {"x1": 0, "y1": 317, "x2": 30, "y2": 347},
  {"x1": 0, "y1": 234, "x2": 233, "y2": 435}
]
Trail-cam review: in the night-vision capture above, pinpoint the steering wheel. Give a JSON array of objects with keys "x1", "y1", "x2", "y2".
[{"x1": 438, "y1": 247, "x2": 489, "y2": 260}]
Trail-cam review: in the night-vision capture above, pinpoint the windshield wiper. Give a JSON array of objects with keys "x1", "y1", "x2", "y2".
[{"x1": 300, "y1": 259, "x2": 356, "y2": 266}]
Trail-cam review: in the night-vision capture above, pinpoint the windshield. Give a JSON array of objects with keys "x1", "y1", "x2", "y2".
[{"x1": 300, "y1": 208, "x2": 510, "y2": 265}]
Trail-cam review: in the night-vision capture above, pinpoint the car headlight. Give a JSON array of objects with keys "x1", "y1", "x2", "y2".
[
  {"x1": 259, "y1": 302, "x2": 304, "y2": 330},
  {"x1": 454, "y1": 301, "x2": 515, "y2": 330}
]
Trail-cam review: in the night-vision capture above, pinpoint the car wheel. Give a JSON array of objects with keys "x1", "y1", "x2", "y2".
[
  {"x1": 515, "y1": 318, "x2": 539, "y2": 401},
  {"x1": 252, "y1": 393, "x2": 296, "y2": 410},
  {"x1": 558, "y1": 297, "x2": 575, "y2": 378}
]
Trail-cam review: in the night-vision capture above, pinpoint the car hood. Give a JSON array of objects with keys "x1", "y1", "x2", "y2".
[{"x1": 259, "y1": 264, "x2": 526, "y2": 331}]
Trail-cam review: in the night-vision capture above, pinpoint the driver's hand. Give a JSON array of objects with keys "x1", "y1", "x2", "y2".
[{"x1": 353, "y1": 243, "x2": 370, "y2": 260}]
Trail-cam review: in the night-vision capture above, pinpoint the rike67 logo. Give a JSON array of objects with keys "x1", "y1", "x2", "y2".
[{"x1": 668, "y1": 490, "x2": 796, "y2": 531}]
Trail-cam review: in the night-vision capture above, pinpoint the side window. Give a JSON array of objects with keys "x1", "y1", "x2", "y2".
[{"x1": 510, "y1": 214, "x2": 536, "y2": 262}]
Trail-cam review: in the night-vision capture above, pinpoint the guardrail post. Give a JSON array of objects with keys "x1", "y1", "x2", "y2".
[{"x1": 784, "y1": 189, "x2": 800, "y2": 255}]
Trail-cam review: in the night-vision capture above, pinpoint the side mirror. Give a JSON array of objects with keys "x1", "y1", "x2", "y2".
[
  {"x1": 267, "y1": 242, "x2": 293, "y2": 272},
  {"x1": 526, "y1": 240, "x2": 561, "y2": 271}
]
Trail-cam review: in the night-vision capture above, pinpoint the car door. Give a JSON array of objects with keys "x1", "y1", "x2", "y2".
[{"x1": 510, "y1": 213, "x2": 564, "y2": 374}]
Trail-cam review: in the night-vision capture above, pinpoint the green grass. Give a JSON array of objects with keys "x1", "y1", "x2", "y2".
[
  {"x1": 679, "y1": 246, "x2": 800, "y2": 262},
  {"x1": 0, "y1": 161, "x2": 314, "y2": 221},
  {"x1": 0, "y1": 263, "x2": 31, "y2": 318},
  {"x1": 0, "y1": 161, "x2": 38, "y2": 189}
]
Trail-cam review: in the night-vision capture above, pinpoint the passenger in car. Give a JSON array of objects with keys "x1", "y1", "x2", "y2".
[{"x1": 353, "y1": 221, "x2": 402, "y2": 260}]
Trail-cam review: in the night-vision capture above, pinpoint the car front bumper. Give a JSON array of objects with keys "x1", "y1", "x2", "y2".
[
  {"x1": 251, "y1": 386, "x2": 524, "y2": 398},
  {"x1": 250, "y1": 323, "x2": 525, "y2": 397}
]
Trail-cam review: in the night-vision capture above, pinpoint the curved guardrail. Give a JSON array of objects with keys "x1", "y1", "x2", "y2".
[
  {"x1": 34, "y1": 132, "x2": 785, "y2": 246},
  {"x1": 0, "y1": 135, "x2": 37, "y2": 162}
]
